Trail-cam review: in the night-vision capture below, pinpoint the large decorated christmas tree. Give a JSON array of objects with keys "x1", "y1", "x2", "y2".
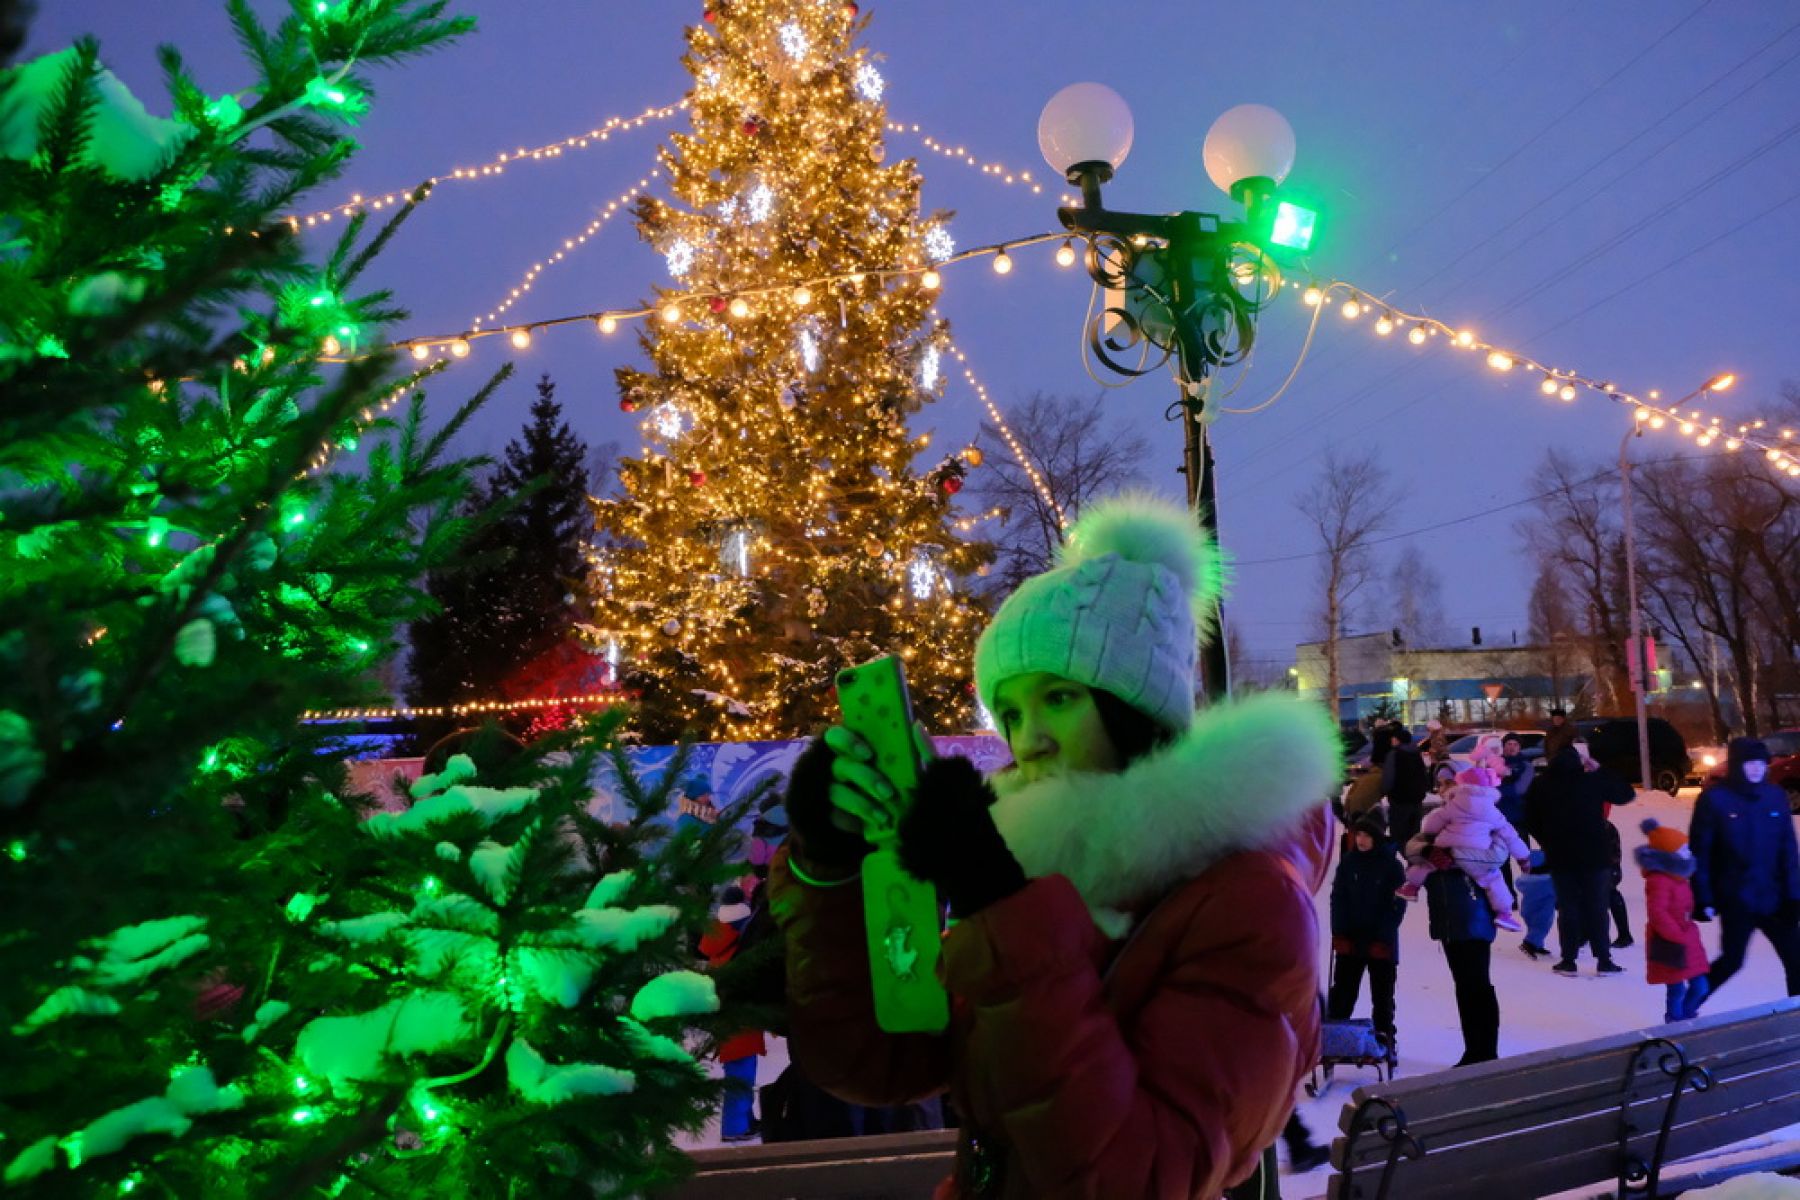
[
  {"x1": 588, "y1": 0, "x2": 994, "y2": 743},
  {"x1": 1, "y1": 3, "x2": 745, "y2": 1194}
]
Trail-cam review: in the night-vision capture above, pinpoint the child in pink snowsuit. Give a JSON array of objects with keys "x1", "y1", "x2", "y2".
[{"x1": 1397, "y1": 761, "x2": 1531, "y2": 931}]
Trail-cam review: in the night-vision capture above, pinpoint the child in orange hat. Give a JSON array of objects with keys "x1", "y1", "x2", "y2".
[{"x1": 1637, "y1": 819, "x2": 1710, "y2": 1021}]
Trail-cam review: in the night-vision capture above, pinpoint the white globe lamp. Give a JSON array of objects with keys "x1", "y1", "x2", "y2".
[
  {"x1": 1202, "y1": 103, "x2": 1296, "y2": 208},
  {"x1": 1038, "y1": 82, "x2": 1134, "y2": 188}
]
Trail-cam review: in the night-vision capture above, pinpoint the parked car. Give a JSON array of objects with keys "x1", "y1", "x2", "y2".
[
  {"x1": 1698, "y1": 729, "x2": 1800, "y2": 811},
  {"x1": 1445, "y1": 730, "x2": 1545, "y2": 773},
  {"x1": 1574, "y1": 717, "x2": 1690, "y2": 794}
]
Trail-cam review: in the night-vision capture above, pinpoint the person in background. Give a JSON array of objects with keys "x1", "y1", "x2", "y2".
[
  {"x1": 1543, "y1": 708, "x2": 1577, "y2": 763},
  {"x1": 1328, "y1": 812, "x2": 1406, "y2": 1059},
  {"x1": 1690, "y1": 738, "x2": 1800, "y2": 1005},
  {"x1": 700, "y1": 886, "x2": 766, "y2": 1143},
  {"x1": 1425, "y1": 719, "x2": 1451, "y2": 768},
  {"x1": 1526, "y1": 748, "x2": 1632, "y2": 978},
  {"x1": 1424, "y1": 844, "x2": 1502, "y2": 1067},
  {"x1": 1396, "y1": 762, "x2": 1530, "y2": 933},
  {"x1": 1636, "y1": 819, "x2": 1710, "y2": 1022},
  {"x1": 1516, "y1": 848, "x2": 1557, "y2": 960},
  {"x1": 1384, "y1": 728, "x2": 1432, "y2": 851},
  {"x1": 1496, "y1": 735, "x2": 1535, "y2": 832},
  {"x1": 1606, "y1": 820, "x2": 1633, "y2": 950}
]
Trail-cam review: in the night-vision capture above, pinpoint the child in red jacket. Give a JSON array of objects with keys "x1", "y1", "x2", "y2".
[{"x1": 1636, "y1": 820, "x2": 1710, "y2": 1022}]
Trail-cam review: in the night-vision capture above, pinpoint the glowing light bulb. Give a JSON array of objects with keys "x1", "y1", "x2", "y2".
[
  {"x1": 1374, "y1": 315, "x2": 1394, "y2": 336},
  {"x1": 921, "y1": 269, "x2": 941, "y2": 290},
  {"x1": 1540, "y1": 376, "x2": 1559, "y2": 396},
  {"x1": 729, "y1": 296, "x2": 750, "y2": 318},
  {"x1": 992, "y1": 249, "x2": 1013, "y2": 274},
  {"x1": 1056, "y1": 240, "x2": 1077, "y2": 267},
  {"x1": 1649, "y1": 415, "x2": 1666, "y2": 429},
  {"x1": 1486, "y1": 351, "x2": 1513, "y2": 371},
  {"x1": 449, "y1": 339, "x2": 470, "y2": 358},
  {"x1": 1302, "y1": 286, "x2": 1323, "y2": 306},
  {"x1": 1340, "y1": 299, "x2": 1362, "y2": 320},
  {"x1": 1726, "y1": 438, "x2": 1742, "y2": 451},
  {"x1": 1768, "y1": 448, "x2": 1783, "y2": 462},
  {"x1": 1559, "y1": 385, "x2": 1577, "y2": 402},
  {"x1": 598, "y1": 315, "x2": 617, "y2": 334},
  {"x1": 1635, "y1": 407, "x2": 1651, "y2": 422},
  {"x1": 1455, "y1": 329, "x2": 1475, "y2": 348},
  {"x1": 661, "y1": 303, "x2": 681, "y2": 324},
  {"x1": 321, "y1": 335, "x2": 341, "y2": 356},
  {"x1": 1407, "y1": 325, "x2": 1428, "y2": 345},
  {"x1": 411, "y1": 344, "x2": 430, "y2": 360},
  {"x1": 510, "y1": 328, "x2": 532, "y2": 349},
  {"x1": 792, "y1": 286, "x2": 812, "y2": 306}
]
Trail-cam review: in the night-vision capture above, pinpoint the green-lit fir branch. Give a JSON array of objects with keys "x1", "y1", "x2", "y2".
[{"x1": 0, "y1": 2, "x2": 753, "y2": 1195}]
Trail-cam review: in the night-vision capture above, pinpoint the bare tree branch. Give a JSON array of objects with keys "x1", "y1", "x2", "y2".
[{"x1": 973, "y1": 391, "x2": 1150, "y2": 590}]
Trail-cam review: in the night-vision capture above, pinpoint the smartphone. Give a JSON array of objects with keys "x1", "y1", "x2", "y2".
[
  {"x1": 835, "y1": 656, "x2": 949, "y2": 1034},
  {"x1": 834, "y1": 655, "x2": 924, "y2": 814}
]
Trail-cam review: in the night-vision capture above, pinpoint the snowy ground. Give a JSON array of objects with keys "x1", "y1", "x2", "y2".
[{"x1": 680, "y1": 788, "x2": 1800, "y2": 1198}]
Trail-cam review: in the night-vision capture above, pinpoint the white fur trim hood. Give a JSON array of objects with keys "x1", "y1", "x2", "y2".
[{"x1": 985, "y1": 692, "x2": 1341, "y2": 936}]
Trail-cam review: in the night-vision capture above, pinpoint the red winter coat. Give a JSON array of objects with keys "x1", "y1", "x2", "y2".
[
  {"x1": 1642, "y1": 869, "x2": 1708, "y2": 986},
  {"x1": 699, "y1": 921, "x2": 767, "y2": 1063},
  {"x1": 772, "y1": 692, "x2": 1341, "y2": 1199}
]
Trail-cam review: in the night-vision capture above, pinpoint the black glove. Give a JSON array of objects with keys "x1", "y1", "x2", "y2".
[
  {"x1": 783, "y1": 735, "x2": 873, "y2": 874},
  {"x1": 897, "y1": 755, "x2": 1027, "y2": 919}
]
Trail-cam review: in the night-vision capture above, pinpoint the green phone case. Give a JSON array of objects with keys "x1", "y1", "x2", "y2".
[{"x1": 835, "y1": 656, "x2": 950, "y2": 1034}]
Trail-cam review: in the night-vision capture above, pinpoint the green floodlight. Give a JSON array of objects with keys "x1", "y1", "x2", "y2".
[{"x1": 1268, "y1": 200, "x2": 1318, "y2": 252}]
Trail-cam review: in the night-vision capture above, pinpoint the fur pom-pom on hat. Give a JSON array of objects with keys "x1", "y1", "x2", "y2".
[
  {"x1": 1057, "y1": 490, "x2": 1225, "y2": 624},
  {"x1": 976, "y1": 492, "x2": 1221, "y2": 733}
]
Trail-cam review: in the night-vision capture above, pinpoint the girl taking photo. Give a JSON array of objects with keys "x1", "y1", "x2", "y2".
[{"x1": 771, "y1": 494, "x2": 1341, "y2": 1198}]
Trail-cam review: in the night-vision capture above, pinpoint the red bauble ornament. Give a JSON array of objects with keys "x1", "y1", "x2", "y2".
[
  {"x1": 941, "y1": 475, "x2": 963, "y2": 495},
  {"x1": 742, "y1": 117, "x2": 761, "y2": 137},
  {"x1": 703, "y1": 8, "x2": 716, "y2": 23},
  {"x1": 689, "y1": 469, "x2": 708, "y2": 487},
  {"x1": 620, "y1": 397, "x2": 638, "y2": 413},
  {"x1": 709, "y1": 296, "x2": 728, "y2": 314},
  {"x1": 841, "y1": 1, "x2": 859, "y2": 17}
]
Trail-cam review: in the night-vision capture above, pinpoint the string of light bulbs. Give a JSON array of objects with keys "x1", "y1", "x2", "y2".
[
  {"x1": 944, "y1": 338, "x2": 1069, "y2": 531},
  {"x1": 301, "y1": 691, "x2": 624, "y2": 723},
  {"x1": 282, "y1": 100, "x2": 687, "y2": 230},
  {"x1": 884, "y1": 121, "x2": 1060, "y2": 201},
  {"x1": 1290, "y1": 277, "x2": 1800, "y2": 480},
  {"x1": 381, "y1": 229, "x2": 1071, "y2": 363},
  {"x1": 471, "y1": 169, "x2": 661, "y2": 331}
]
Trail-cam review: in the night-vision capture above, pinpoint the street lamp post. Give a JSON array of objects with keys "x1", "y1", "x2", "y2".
[
  {"x1": 1038, "y1": 86, "x2": 1307, "y2": 701},
  {"x1": 1618, "y1": 371, "x2": 1735, "y2": 792}
]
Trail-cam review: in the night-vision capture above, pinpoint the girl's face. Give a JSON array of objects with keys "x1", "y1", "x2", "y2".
[
  {"x1": 992, "y1": 672, "x2": 1120, "y2": 784},
  {"x1": 1353, "y1": 831, "x2": 1375, "y2": 853}
]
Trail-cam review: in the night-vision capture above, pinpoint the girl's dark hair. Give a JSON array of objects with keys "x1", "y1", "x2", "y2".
[{"x1": 1090, "y1": 688, "x2": 1180, "y2": 767}]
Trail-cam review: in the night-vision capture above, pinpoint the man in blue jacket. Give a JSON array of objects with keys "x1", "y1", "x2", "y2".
[{"x1": 1690, "y1": 738, "x2": 1800, "y2": 1004}]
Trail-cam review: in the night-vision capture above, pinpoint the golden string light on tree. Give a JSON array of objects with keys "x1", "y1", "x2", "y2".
[
  {"x1": 472, "y1": 169, "x2": 661, "y2": 330},
  {"x1": 283, "y1": 100, "x2": 687, "y2": 229},
  {"x1": 300, "y1": 691, "x2": 625, "y2": 723}
]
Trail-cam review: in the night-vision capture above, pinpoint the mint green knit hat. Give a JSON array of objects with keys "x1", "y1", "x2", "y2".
[{"x1": 974, "y1": 492, "x2": 1223, "y2": 733}]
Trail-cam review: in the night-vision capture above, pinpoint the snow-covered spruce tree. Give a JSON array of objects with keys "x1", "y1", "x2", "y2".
[
  {"x1": 1, "y1": 4, "x2": 742, "y2": 1195},
  {"x1": 587, "y1": 0, "x2": 994, "y2": 743}
]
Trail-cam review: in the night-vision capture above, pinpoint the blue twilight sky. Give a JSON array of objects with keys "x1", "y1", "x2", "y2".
[{"x1": 32, "y1": 2, "x2": 1800, "y2": 677}]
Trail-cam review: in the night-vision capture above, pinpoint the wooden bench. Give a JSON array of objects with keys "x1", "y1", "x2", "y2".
[
  {"x1": 1327, "y1": 996, "x2": 1800, "y2": 1199},
  {"x1": 676, "y1": 1129, "x2": 956, "y2": 1199}
]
